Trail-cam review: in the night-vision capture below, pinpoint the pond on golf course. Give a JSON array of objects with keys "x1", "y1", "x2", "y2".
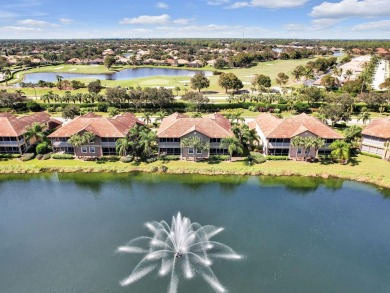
[{"x1": 22, "y1": 68, "x2": 213, "y2": 83}]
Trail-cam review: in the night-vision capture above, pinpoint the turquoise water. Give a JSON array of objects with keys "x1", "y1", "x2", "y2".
[{"x1": 0, "y1": 174, "x2": 389, "y2": 293}]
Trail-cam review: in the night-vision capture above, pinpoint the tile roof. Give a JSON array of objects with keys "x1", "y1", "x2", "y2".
[
  {"x1": 157, "y1": 112, "x2": 234, "y2": 138},
  {"x1": 362, "y1": 117, "x2": 390, "y2": 139},
  {"x1": 48, "y1": 112, "x2": 144, "y2": 138},
  {"x1": 0, "y1": 112, "x2": 51, "y2": 137},
  {"x1": 253, "y1": 113, "x2": 343, "y2": 139}
]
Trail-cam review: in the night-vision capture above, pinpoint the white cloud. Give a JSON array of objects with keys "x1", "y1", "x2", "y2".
[
  {"x1": 228, "y1": 0, "x2": 308, "y2": 9},
  {"x1": 172, "y1": 18, "x2": 190, "y2": 25},
  {"x1": 59, "y1": 18, "x2": 74, "y2": 24},
  {"x1": 120, "y1": 15, "x2": 192, "y2": 26},
  {"x1": 312, "y1": 18, "x2": 341, "y2": 29},
  {"x1": 207, "y1": 0, "x2": 230, "y2": 5},
  {"x1": 17, "y1": 19, "x2": 58, "y2": 27},
  {"x1": 120, "y1": 14, "x2": 171, "y2": 25},
  {"x1": 310, "y1": 0, "x2": 390, "y2": 19},
  {"x1": 283, "y1": 23, "x2": 307, "y2": 31},
  {"x1": 0, "y1": 26, "x2": 41, "y2": 32},
  {"x1": 155, "y1": 2, "x2": 169, "y2": 9},
  {"x1": 353, "y1": 20, "x2": 390, "y2": 31}
]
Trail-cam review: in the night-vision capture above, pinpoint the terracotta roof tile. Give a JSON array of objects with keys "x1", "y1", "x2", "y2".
[
  {"x1": 48, "y1": 112, "x2": 144, "y2": 138},
  {"x1": 254, "y1": 113, "x2": 343, "y2": 139},
  {"x1": 362, "y1": 117, "x2": 390, "y2": 139},
  {"x1": 0, "y1": 113, "x2": 51, "y2": 137},
  {"x1": 157, "y1": 112, "x2": 234, "y2": 138}
]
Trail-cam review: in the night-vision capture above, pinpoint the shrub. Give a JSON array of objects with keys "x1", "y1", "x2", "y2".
[
  {"x1": 266, "y1": 155, "x2": 290, "y2": 161},
  {"x1": 96, "y1": 102, "x2": 109, "y2": 112},
  {"x1": 209, "y1": 155, "x2": 230, "y2": 162},
  {"x1": 145, "y1": 157, "x2": 158, "y2": 163},
  {"x1": 360, "y1": 152, "x2": 382, "y2": 159},
  {"x1": 52, "y1": 153, "x2": 74, "y2": 160},
  {"x1": 160, "y1": 165, "x2": 168, "y2": 173},
  {"x1": 97, "y1": 155, "x2": 120, "y2": 162},
  {"x1": 36, "y1": 142, "x2": 49, "y2": 155},
  {"x1": 20, "y1": 153, "x2": 35, "y2": 161},
  {"x1": 0, "y1": 154, "x2": 21, "y2": 159},
  {"x1": 249, "y1": 152, "x2": 266, "y2": 164},
  {"x1": 36, "y1": 154, "x2": 43, "y2": 160},
  {"x1": 159, "y1": 155, "x2": 180, "y2": 161},
  {"x1": 42, "y1": 153, "x2": 51, "y2": 160},
  {"x1": 120, "y1": 156, "x2": 133, "y2": 163},
  {"x1": 150, "y1": 166, "x2": 159, "y2": 172},
  {"x1": 26, "y1": 101, "x2": 43, "y2": 112}
]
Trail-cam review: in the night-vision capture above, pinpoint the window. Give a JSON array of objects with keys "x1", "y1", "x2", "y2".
[
  {"x1": 196, "y1": 148, "x2": 202, "y2": 154},
  {"x1": 297, "y1": 149, "x2": 302, "y2": 155},
  {"x1": 159, "y1": 148, "x2": 180, "y2": 155},
  {"x1": 89, "y1": 147, "x2": 96, "y2": 154},
  {"x1": 81, "y1": 147, "x2": 87, "y2": 153},
  {"x1": 188, "y1": 148, "x2": 194, "y2": 154},
  {"x1": 210, "y1": 138, "x2": 221, "y2": 143}
]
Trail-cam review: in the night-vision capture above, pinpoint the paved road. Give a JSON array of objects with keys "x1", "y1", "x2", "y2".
[{"x1": 372, "y1": 60, "x2": 388, "y2": 90}]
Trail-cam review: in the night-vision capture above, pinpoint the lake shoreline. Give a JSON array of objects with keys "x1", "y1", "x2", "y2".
[{"x1": 1, "y1": 157, "x2": 389, "y2": 190}]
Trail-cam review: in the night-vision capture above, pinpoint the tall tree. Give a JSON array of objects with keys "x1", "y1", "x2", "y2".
[{"x1": 190, "y1": 73, "x2": 210, "y2": 92}]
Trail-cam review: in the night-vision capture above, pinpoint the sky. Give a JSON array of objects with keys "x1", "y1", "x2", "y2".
[{"x1": 0, "y1": 0, "x2": 389, "y2": 39}]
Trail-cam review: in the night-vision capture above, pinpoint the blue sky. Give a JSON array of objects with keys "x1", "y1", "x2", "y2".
[{"x1": 0, "y1": 0, "x2": 389, "y2": 39}]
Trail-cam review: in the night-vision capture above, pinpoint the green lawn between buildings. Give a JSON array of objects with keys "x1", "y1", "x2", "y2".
[
  {"x1": 6, "y1": 57, "x2": 326, "y2": 98},
  {"x1": 0, "y1": 155, "x2": 389, "y2": 189}
]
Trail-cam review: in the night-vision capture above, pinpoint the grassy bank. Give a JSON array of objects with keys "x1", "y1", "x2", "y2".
[{"x1": 0, "y1": 155, "x2": 389, "y2": 189}]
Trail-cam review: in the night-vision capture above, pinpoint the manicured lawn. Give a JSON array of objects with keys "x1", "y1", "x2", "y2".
[{"x1": 0, "y1": 155, "x2": 389, "y2": 189}]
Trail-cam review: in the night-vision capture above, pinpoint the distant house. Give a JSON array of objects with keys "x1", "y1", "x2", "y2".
[
  {"x1": 361, "y1": 117, "x2": 390, "y2": 160},
  {"x1": 157, "y1": 113, "x2": 234, "y2": 159},
  {"x1": 249, "y1": 113, "x2": 343, "y2": 158},
  {"x1": 66, "y1": 58, "x2": 82, "y2": 64},
  {"x1": 188, "y1": 60, "x2": 202, "y2": 68},
  {"x1": 0, "y1": 113, "x2": 61, "y2": 154},
  {"x1": 48, "y1": 113, "x2": 144, "y2": 157}
]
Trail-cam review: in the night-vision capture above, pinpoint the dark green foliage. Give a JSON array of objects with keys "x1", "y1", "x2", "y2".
[
  {"x1": 267, "y1": 155, "x2": 289, "y2": 161},
  {"x1": 26, "y1": 101, "x2": 43, "y2": 112},
  {"x1": 159, "y1": 155, "x2": 180, "y2": 161},
  {"x1": 52, "y1": 154, "x2": 74, "y2": 160},
  {"x1": 360, "y1": 152, "x2": 382, "y2": 159},
  {"x1": 36, "y1": 142, "x2": 49, "y2": 155}
]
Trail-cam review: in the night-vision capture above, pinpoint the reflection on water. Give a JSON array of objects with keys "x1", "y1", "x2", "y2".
[
  {"x1": 259, "y1": 176, "x2": 345, "y2": 194},
  {"x1": 1, "y1": 173, "x2": 390, "y2": 293}
]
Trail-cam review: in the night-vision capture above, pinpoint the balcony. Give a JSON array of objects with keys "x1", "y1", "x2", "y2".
[{"x1": 268, "y1": 142, "x2": 290, "y2": 148}]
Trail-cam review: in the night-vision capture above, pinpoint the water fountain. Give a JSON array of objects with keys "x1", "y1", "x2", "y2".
[{"x1": 117, "y1": 212, "x2": 242, "y2": 293}]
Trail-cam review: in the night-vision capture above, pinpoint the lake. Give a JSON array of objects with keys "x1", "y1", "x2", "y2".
[
  {"x1": 22, "y1": 68, "x2": 213, "y2": 83},
  {"x1": 0, "y1": 173, "x2": 389, "y2": 293}
]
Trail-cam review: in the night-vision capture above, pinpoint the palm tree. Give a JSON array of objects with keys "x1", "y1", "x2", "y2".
[
  {"x1": 181, "y1": 136, "x2": 210, "y2": 161},
  {"x1": 25, "y1": 122, "x2": 45, "y2": 144},
  {"x1": 68, "y1": 134, "x2": 84, "y2": 148},
  {"x1": 142, "y1": 112, "x2": 152, "y2": 125},
  {"x1": 220, "y1": 137, "x2": 243, "y2": 161},
  {"x1": 2, "y1": 68, "x2": 11, "y2": 86},
  {"x1": 155, "y1": 111, "x2": 167, "y2": 122},
  {"x1": 15, "y1": 89, "x2": 25, "y2": 97},
  {"x1": 82, "y1": 132, "x2": 95, "y2": 144},
  {"x1": 116, "y1": 137, "x2": 131, "y2": 157},
  {"x1": 309, "y1": 137, "x2": 325, "y2": 159},
  {"x1": 384, "y1": 141, "x2": 390, "y2": 161},
  {"x1": 330, "y1": 140, "x2": 351, "y2": 164},
  {"x1": 291, "y1": 136, "x2": 305, "y2": 159},
  {"x1": 139, "y1": 128, "x2": 157, "y2": 158},
  {"x1": 174, "y1": 86, "x2": 180, "y2": 96},
  {"x1": 357, "y1": 111, "x2": 371, "y2": 125},
  {"x1": 344, "y1": 69, "x2": 353, "y2": 82}
]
